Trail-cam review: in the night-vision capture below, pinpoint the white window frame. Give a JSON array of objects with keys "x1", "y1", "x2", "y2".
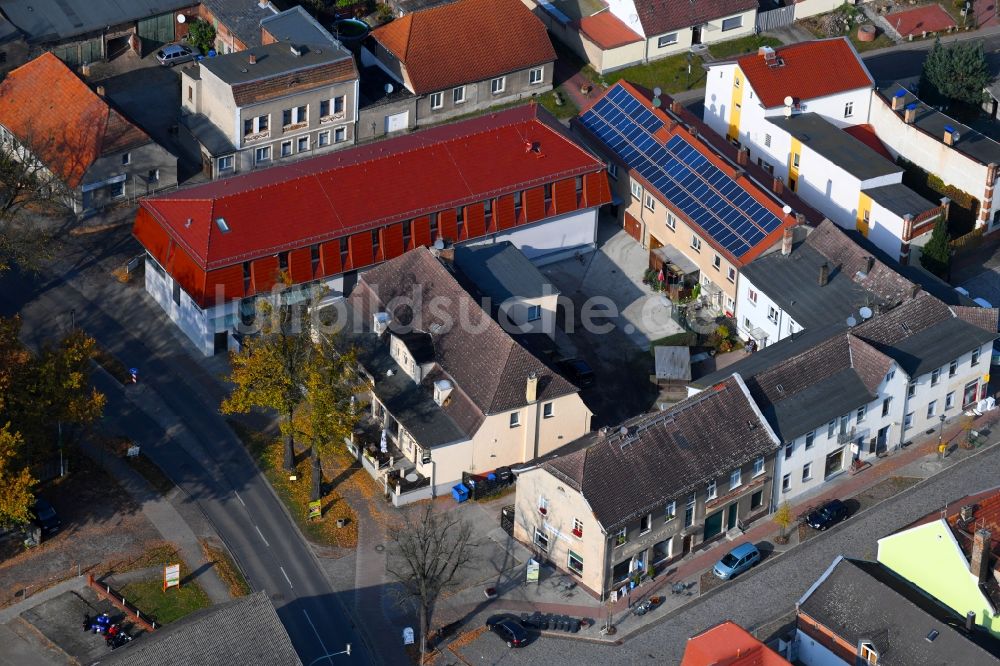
[
  {"x1": 542, "y1": 402, "x2": 554, "y2": 418},
  {"x1": 691, "y1": 235, "x2": 702, "y2": 252},
  {"x1": 805, "y1": 431, "x2": 815, "y2": 449},
  {"x1": 665, "y1": 501, "x2": 676, "y2": 522},
  {"x1": 254, "y1": 146, "x2": 271, "y2": 163},
  {"x1": 534, "y1": 527, "x2": 549, "y2": 551},
  {"x1": 946, "y1": 391, "x2": 955, "y2": 410},
  {"x1": 927, "y1": 400, "x2": 937, "y2": 418},
  {"x1": 721, "y1": 15, "x2": 743, "y2": 31},
  {"x1": 528, "y1": 67, "x2": 544, "y2": 85},
  {"x1": 280, "y1": 140, "x2": 292, "y2": 157},
  {"x1": 657, "y1": 32, "x2": 678, "y2": 48},
  {"x1": 931, "y1": 368, "x2": 941, "y2": 386},
  {"x1": 490, "y1": 76, "x2": 506, "y2": 94},
  {"x1": 973, "y1": 348, "x2": 982, "y2": 366},
  {"x1": 218, "y1": 155, "x2": 234, "y2": 171},
  {"x1": 283, "y1": 105, "x2": 308, "y2": 127},
  {"x1": 121, "y1": 152, "x2": 131, "y2": 166},
  {"x1": 430, "y1": 92, "x2": 443, "y2": 110},
  {"x1": 572, "y1": 518, "x2": 583, "y2": 535},
  {"x1": 844, "y1": 101, "x2": 854, "y2": 118},
  {"x1": 949, "y1": 359, "x2": 958, "y2": 377},
  {"x1": 727, "y1": 267, "x2": 736, "y2": 283},
  {"x1": 729, "y1": 468, "x2": 741, "y2": 490},
  {"x1": 510, "y1": 411, "x2": 521, "y2": 427},
  {"x1": 567, "y1": 550, "x2": 583, "y2": 574},
  {"x1": 453, "y1": 86, "x2": 466, "y2": 104},
  {"x1": 630, "y1": 180, "x2": 642, "y2": 199},
  {"x1": 707, "y1": 479, "x2": 717, "y2": 500},
  {"x1": 297, "y1": 135, "x2": 310, "y2": 153},
  {"x1": 527, "y1": 304, "x2": 542, "y2": 321},
  {"x1": 245, "y1": 114, "x2": 269, "y2": 136},
  {"x1": 904, "y1": 412, "x2": 914, "y2": 430},
  {"x1": 614, "y1": 526, "x2": 627, "y2": 546},
  {"x1": 640, "y1": 513, "x2": 652, "y2": 534},
  {"x1": 666, "y1": 213, "x2": 675, "y2": 230},
  {"x1": 644, "y1": 192, "x2": 656, "y2": 211},
  {"x1": 607, "y1": 162, "x2": 618, "y2": 180},
  {"x1": 748, "y1": 289, "x2": 758, "y2": 304},
  {"x1": 318, "y1": 130, "x2": 331, "y2": 147},
  {"x1": 781, "y1": 473, "x2": 790, "y2": 492},
  {"x1": 856, "y1": 405, "x2": 866, "y2": 422},
  {"x1": 768, "y1": 306, "x2": 778, "y2": 323},
  {"x1": 753, "y1": 456, "x2": 764, "y2": 477},
  {"x1": 334, "y1": 126, "x2": 347, "y2": 143},
  {"x1": 802, "y1": 462, "x2": 812, "y2": 481}
]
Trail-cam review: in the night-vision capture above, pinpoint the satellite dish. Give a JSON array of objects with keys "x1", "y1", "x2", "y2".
[
  {"x1": 952, "y1": 131, "x2": 961, "y2": 142},
  {"x1": 782, "y1": 204, "x2": 792, "y2": 215},
  {"x1": 783, "y1": 95, "x2": 794, "y2": 107},
  {"x1": 859, "y1": 306, "x2": 873, "y2": 320},
  {"x1": 653, "y1": 87, "x2": 662, "y2": 97},
  {"x1": 846, "y1": 316, "x2": 857, "y2": 327},
  {"x1": 651, "y1": 97, "x2": 661, "y2": 108},
  {"x1": 177, "y1": 13, "x2": 186, "y2": 23},
  {"x1": 384, "y1": 83, "x2": 394, "y2": 95}
]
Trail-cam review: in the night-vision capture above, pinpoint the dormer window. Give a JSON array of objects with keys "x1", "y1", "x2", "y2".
[{"x1": 859, "y1": 642, "x2": 879, "y2": 665}]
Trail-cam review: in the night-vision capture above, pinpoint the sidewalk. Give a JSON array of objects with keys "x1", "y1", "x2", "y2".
[
  {"x1": 78, "y1": 401, "x2": 231, "y2": 606},
  {"x1": 440, "y1": 409, "x2": 1000, "y2": 643}
]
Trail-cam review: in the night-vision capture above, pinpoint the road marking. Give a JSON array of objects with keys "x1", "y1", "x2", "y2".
[
  {"x1": 303, "y1": 610, "x2": 333, "y2": 666},
  {"x1": 234, "y1": 490, "x2": 246, "y2": 507},
  {"x1": 280, "y1": 566, "x2": 293, "y2": 589},
  {"x1": 255, "y1": 525, "x2": 270, "y2": 547}
]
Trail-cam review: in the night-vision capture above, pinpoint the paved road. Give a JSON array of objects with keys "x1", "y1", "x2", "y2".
[
  {"x1": 0, "y1": 229, "x2": 372, "y2": 666},
  {"x1": 459, "y1": 442, "x2": 1000, "y2": 664}
]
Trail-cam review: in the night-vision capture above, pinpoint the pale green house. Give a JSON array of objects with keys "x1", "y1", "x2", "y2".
[{"x1": 877, "y1": 495, "x2": 999, "y2": 639}]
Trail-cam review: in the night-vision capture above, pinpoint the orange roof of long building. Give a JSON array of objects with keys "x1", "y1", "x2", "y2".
[
  {"x1": 0, "y1": 52, "x2": 152, "y2": 188},
  {"x1": 737, "y1": 37, "x2": 873, "y2": 109},
  {"x1": 681, "y1": 621, "x2": 792, "y2": 666},
  {"x1": 371, "y1": 0, "x2": 555, "y2": 94}
]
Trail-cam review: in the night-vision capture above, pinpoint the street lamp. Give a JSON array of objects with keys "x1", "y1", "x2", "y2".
[
  {"x1": 937, "y1": 414, "x2": 947, "y2": 459},
  {"x1": 307, "y1": 645, "x2": 351, "y2": 665}
]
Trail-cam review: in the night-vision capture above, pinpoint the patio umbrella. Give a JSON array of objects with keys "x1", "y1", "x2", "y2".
[
  {"x1": 380, "y1": 429, "x2": 388, "y2": 454},
  {"x1": 657, "y1": 269, "x2": 665, "y2": 283}
]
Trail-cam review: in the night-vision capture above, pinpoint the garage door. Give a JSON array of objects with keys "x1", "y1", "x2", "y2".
[
  {"x1": 385, "y1": 111, "x2": 409, "y2": 134},
  {"x1": 624, "y1": 212, "x2": 643, "y2": 243},
  {"x1": 138, "y1": 13, "x2": 175, "y2": 49}
]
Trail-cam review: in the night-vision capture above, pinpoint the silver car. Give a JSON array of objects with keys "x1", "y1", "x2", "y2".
[{"x1": 156, "y1": 44, "x2": 195, "y2": 67}]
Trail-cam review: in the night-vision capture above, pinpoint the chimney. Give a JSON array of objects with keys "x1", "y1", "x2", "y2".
[
  {"x1": 772, "y1": 176, "x2": 784, "y2": 195},
  {"x1": 966, "y1": 611, "x2": 976, "y2": 632},
  {"x1": 818, "y1": 262, "x2": 829, "y2": 287},
  {"x1": 248, "y1": 53, "x2": 257, "y2": 65},
  {"x1": 687, "y1": 124, "x2": 698, "y2": 138},
  {"x1": 736, "y1": 147, "x2": 749, "y2": 166},
  {"x1": 911, "y1": 282, "x2": 922, "y2": 299},
  {"x1": 866, "y1": 256, "x2": 875, "y2": 273},
  {"x1": 526, "y1": 372, "x2": 539, "y2": 403},
  {"x1": 433, "y1": 379, "x2": 453, "y2": 406},
  {"x1": 960, "y1": 504, "x2": 975, "y2": 522},
  {"x1": 795, "y1": 212, "x2": 806, "y2": 226},
  {"x1": 971, "y1": 528, "x2": 992, "y2": 584},
  {"x1": 940, "y1": 196, "x2": 951, "y2": 221},
  {"x1": 733, "y1": 167, "x2": 745, "y2": 181},
  {"x1": 943, "y1": 125, "x2": 956, "y2": 146},
  {"x1": 904, "y1": 103, "x2": 917, "y2": 124},
  {"x1": 95, "y1": 85, "x2": 105, "y2": 97},
  {"x1": 670, "y1": 99, "x2": 683, "y2": 114},
  {"x1": 781, "y1": 226, "x2": 794, "y2": 256},
  {"x1": 891, "y1": 89, "x2": 907, "y2": 111}
]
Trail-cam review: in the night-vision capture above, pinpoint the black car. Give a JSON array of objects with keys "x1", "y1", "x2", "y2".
[
  {"x1": 485, "y1": 614, "x2": 529, "y2": 648},
  {"x1": 806, "y1": 499, "x2": 849, "y2": 531},
  {"x1": 558, "y1": 358, "x2": 595, "y2": 388},
  {"x1": 32, "y1": 498, "x2": 61, "y2": 537}
]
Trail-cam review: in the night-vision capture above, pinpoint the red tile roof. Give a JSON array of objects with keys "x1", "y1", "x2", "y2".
[
  {"x1": 635, "y1": 0, "x2": 757, "y2": 37},
  {"x1": 737, "y1": 37, "x2": 873, "y2": 109},
  {"x1": 0, "y1": 52, "x2": 152, "y2": 189},
  {"x1": 370, "y1": 0, "x2": 555, "y2": 94},
  {"x1": 890, "y1": 4, "x2": 957, "y2": 38},
  {"x1": 682, "y1": 621, "x2": 792, "y2": 666},
  {"x1": 947, "y1": 488, "x2": 1000, "y2": 561},
  {"x1": 138, "y1": 104, "x2": 606, "y2": 271},
  {"x1": 843, "y1": 123, "x2": 895, "y2": 163},
  {"x1": 576, "y1": 12, "x2": 643, "y2": 50}
]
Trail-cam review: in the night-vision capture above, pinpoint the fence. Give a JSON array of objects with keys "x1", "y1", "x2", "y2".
[
  {"x1": 756, "y1": 4, "x2": 796, "y2": 32},
  {"x1": 87, "y1": 574, "x2": 157, "y2": 633},
  {"x1": 950, "y1": 226, "x2": 986, "y2": 252}
]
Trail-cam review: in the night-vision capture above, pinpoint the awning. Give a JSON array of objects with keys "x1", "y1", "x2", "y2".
[
  {"x1": 652, "y1": 245, "x2": 698, "y2": 275},
  {"x1": 702, "y1": 280, "x2": 722, "y2": 296},
  {"x1": 748, "y1": 326, "x2": 768, "y2": 343}
]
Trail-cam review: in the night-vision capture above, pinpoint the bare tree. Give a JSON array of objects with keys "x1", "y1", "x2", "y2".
[
  {"x1": 386, "y1": 504, "x2": 475, "y2": 660},
  {"x1": 0, "y1": 129, "x2": 73, "y2": 273}
]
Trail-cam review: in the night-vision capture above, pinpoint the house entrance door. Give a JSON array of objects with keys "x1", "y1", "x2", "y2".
[
  {"x1": 682, "y1": 534, "x2": 692, "y2": 555},
  {"x1": 727, "y1": 503, "x2": 738, "y2": 530},
  {"x1": 703, "y1": 511, "x2": 724, "y2": 540},
  {"x1": 691, "y1": 25, "x2": 702, "y2": 44}
]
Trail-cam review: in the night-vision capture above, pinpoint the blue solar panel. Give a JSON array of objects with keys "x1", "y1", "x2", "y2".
[{"x1": 580, "y1": 85, "x2": 785, "y2": 258}]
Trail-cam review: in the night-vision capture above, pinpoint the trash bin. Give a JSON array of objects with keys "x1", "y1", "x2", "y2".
[{"x1": 451, "y1": 483, "x2": 469, "y2": 503}]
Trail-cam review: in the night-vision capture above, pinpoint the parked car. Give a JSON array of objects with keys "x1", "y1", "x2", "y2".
[
  {"x1": 713, "y1": 542, "x2": 760, "y2": 580},
  {"x1": 156, "y1": 44, "x2": 196, "y2": 67},
  {"x1": 485, "y1": 614, "x2": 529, "y2": 648},
  {"x1": 805, "y1": 499, "x2": 849, "y2": 531},
  {"x1": 558, "y1": 358, "x2": 595, "y2": 388},
  {"x1": 32, "y1": 498, "x2": 61, "y2": 538}
]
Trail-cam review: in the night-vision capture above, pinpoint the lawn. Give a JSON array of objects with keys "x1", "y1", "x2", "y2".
[
  {"x1": 228, "y1": 420, "x2": 358, "y2": 549},
  {"x1": 119, "y1": 577, "x2": 212, "y2": 625},
  {"x1": 648, "y1": 331, "x2": 699, "y2": 352},
  {"x1": 707, "y1": 35, "x2": 782, "y2": 60},
  {"x1": 604, "y1": 53, "x2": 705, "y2": 95},
  {"x1": 537, "y1": 88, "x2": 580, "y2": 120}
]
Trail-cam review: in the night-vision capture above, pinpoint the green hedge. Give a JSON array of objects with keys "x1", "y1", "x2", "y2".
[{"x1": 897, "y1": 157, "x2": 979, "y2": 235}]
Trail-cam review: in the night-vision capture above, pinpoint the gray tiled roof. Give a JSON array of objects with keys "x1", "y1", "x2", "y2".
[
  {"x1": 766, "y1": 113, "x2": 900, "y2": 181},
  {"x1": 865, "y1": 182, "x2": 938, "y2": 218},
  {"x1": 348, "y1": 247, "x2": 578, "y2": 443},
  {"x1": 799, "y1": 558, "x2": 1000, "y2": 665},
  {"x1": 0, "y1": 0, "x2": 190, "y2": 43},
  {"x1": 454, "y1": 242, "x2": 554, "y2": 303},
  {"x1": 880, "y1": 83, "x2": 1000, "y2": 166},
  {"x1": 98, "y1": 591, "x2": 301, "y2": 666},
  {"x1": 202, "y1": 0, "x2": 277, "y2": 48},
  {"x1": 741, "y1": 220, "x2": 917, "y2": 330},
  {"x1": 260, "y1": 6, "x2": 341, "y2": 47},
  {"x1": 545, "y1": 375, "x2": 779, "y2": 530}
]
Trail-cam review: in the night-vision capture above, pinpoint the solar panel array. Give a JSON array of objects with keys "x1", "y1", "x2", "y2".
[{"x1": 580, "y1": 85, "x2": 784, "y2": 258}]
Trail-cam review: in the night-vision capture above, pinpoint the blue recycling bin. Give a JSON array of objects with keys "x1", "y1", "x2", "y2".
[{"x1": 451, "y1": 483, "x2": 469, "y2": 503}]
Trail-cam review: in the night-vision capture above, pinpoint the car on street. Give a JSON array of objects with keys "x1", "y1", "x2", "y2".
[
  {"x1": 485, "y1": 614, "x2": 529, "y2": 648},
  {"x1": 713, "y1": 542, "x2": 760, "y2": 580},
  {"x1": 32, "y1": 498, "x2": 61, "y2": 538},
  {"x1": 805, "y1": 499, "x2": 850, "y2": 531},
  {"x1": 156, "y1": 44, "x2": 196, "y2": 67},
  {"x1": 558, "y1": 358, "x2": 595, "y2": 388}
]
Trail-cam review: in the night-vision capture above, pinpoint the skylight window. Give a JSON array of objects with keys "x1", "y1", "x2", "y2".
[{"x1": 215, "y1": 217, "x2": 230, "y2": 233}]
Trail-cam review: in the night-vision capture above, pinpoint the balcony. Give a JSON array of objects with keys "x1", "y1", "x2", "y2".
[
  {"x1": 352, "y1": 416, "x2": 433, "y2": 506},
  {"x1": 837, "y1": 427, "x2": 856, "y2": 445}
]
